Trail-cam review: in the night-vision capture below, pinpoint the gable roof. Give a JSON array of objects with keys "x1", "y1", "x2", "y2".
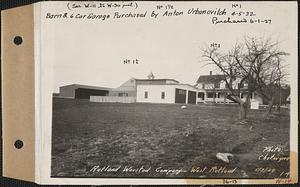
[{"x1": 197, "y1": 75, "x2": 226, "y2": 83}]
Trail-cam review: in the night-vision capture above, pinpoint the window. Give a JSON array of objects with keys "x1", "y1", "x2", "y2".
[
  {"x1": 198, "y1": 92, "x2": 204, "y2": 100},
  {"x1": 178, "y1": 89, "x2": 186, "y2": 95},
  {"x1": 207, "y1": 92, "x2": 217, "y2": 98},
  {"x1": 144, "y1": 91, "x2": 148, "y2": 99},
  {"x1": 202, "y1": 84, "x2": 205, "y2": 89},
  {"x1": 197, "y1": 92, "x2": 202, "y2": 98},
  {"x1": 214, "y1": 82, "x2": 220, "y2": 88},
  {"x1": 161, "y1": 92, "x2": 165, "y2": 99},
  {"x1": 118, "y1": 92, "x2": 128, "y2": 97},
  {"x1": 207, "y1": 92, "x2": 214, "y2": 98}
]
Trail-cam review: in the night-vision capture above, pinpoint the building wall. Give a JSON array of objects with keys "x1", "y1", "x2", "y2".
[
  {"x1": 137, "y1": 84, "x2": 198, "y2": 104},
  {"x1": 253, "y1": 93, "x2": 263, "y2": 104},
  {"x1": 240, "y1": 92, "x2": 263, "y2": 104},
  {"x1": 136, "y1": 85, "x2": 175, "y2": 103},
  {"x1": 59, "y1": 86, "x2": 75, "y2": 98},
  {"x1": 109, "y1": 90, "x2": 136, "y2": 97}
]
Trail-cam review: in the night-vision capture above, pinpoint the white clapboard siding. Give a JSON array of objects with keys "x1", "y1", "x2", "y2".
[{"x1": 90, "y1": 96, "x2": 136, "y2": 103}]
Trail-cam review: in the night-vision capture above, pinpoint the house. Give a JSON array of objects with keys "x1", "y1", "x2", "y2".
[{"x1": 195, "y1": 71, "x2": 263, "y2": 104}]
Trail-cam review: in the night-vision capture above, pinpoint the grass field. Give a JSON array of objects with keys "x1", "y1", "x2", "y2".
[{"x1": 51, "y1": 98, "x2": 290, "y2": 178}]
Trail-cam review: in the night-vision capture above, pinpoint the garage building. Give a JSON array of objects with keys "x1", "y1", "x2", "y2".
[
  {"x1": 136, "y1": 79, "x2": 199, "y2": 104},
  {"x1": 59, "y1": 84, "x2": 111, "y2": 99}
]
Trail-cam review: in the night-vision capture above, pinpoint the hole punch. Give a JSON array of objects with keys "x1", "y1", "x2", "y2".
[
  {"x1": 13, "y1": 36, "x2": 23, "y2": 45},
  {"x1": 14, "y1": 140, "x2": 24, "y2": 149}
]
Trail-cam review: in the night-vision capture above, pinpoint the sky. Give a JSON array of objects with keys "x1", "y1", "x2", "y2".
[{"x1": 39, "y1": 1, "x2": 297, "y2": 93}]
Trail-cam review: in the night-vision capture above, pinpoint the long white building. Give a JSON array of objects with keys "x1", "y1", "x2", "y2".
[{"x1": 136, "y1": 79, "x2": 199, "y2": 104}]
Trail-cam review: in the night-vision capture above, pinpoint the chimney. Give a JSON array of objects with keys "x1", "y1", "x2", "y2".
[{"x1": 210, "y1": 71, "x2": 212, "y2": 76}]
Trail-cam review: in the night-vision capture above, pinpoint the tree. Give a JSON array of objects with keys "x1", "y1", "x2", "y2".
[
  {"x1": 202, "y1": 37, "x2": 289, "y2": 120},
  {"x1": 250, "y1": 39, "x2": 289, "y2": 115}
]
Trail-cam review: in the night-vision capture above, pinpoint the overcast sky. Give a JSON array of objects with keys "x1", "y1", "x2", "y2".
[{"x1": 40, "y1": 2, "x2": 297, "y2": 93}]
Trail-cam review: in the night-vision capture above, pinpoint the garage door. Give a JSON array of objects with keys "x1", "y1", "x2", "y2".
[
  {"x1": 188, "y1": 91, "x2": 196, "y2": 104},
  {"x1": 75, "y1": 88, "x2": 109, "y2": 99},
  {"x1": 175, "y1": 88, "x2": 187, "y2": 104}
]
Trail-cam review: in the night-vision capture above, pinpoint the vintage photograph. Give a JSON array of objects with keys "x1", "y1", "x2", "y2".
[{"x1": 46, "y1": 1, "x2": 296, "y2": 180}]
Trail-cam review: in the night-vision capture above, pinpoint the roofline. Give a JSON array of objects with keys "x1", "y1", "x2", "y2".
[
  {"x1": 174, "y1": 83, "x2": 199, "y2": 89},
  {"x1": 203, "y1": 88, "x2": 250, "y2": 91},
  {"x1": 135, "y1": 79, "x2": 179, "y2": 83},
  {"x1": 196, "y1": 74, "x2": 226, "y2": 83},
  {"x1": 60, "y1": 84, "x2": 112, "y2": 90},
  {"x1": 137, "y1": 83, "x2": 200, "y2": 90}
]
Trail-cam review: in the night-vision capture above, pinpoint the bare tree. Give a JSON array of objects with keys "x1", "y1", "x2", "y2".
[
  {"x1": 251, "y1": 39, "x2": 289, "y2": 115},
  {"x1": 202, "y1": 37, "x2": 289, "y2": 120}
]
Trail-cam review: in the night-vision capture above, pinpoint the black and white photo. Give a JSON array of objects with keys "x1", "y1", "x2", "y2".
[{"x1": 35, "y1": 1, "x2": 298, "y2": 184}]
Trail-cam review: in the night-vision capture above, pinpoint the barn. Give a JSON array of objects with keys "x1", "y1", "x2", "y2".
[
  {"x1": 136, "y1": 79, "x2": 199, "y2": 104},
  {"x1": 59, "y1": 84, "x2": 111, "y2": 99}
]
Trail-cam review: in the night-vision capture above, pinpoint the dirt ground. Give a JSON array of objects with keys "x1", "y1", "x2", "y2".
[{"x1": 51, "y1": 98, "x2": 290, "y2": 178}]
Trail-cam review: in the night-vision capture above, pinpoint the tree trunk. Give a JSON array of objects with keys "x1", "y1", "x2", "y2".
[
  {"x1": 239, "y1": 101, "x2": 248, "y2": 120},
  {"x1": 278, "y1": 79, "x2": 281, "y2": 112},
  {"x1": 276, "y1": 103, "x2": 281, "y2": 112},
  {"x1": 266, "y1": 97, "x2": 275, "y2": 116}
]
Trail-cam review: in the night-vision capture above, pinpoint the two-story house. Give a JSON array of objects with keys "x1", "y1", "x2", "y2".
[{"x1": 195, "y1": 71, "x2": 263, "y2": 104}]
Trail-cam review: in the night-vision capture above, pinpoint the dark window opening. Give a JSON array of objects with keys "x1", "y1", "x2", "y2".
[
  {"x1": 161, "y1": 92, "x2": 165, "y2": 99},
  {"x1": 75, "y1": 88, "x2": 109, "y2": 99},
  {"x1": 178, "y1": 89, "x2": 186, "y2": 95},
  {"x1": 239, "y1": 83, "x2": 244, "y2": 88},
  {"x1": 144, "y1": 91, "x2": 148, "y2": 99},
  {"x1": 118, "y1": 92, "x2": 129, "y2": 97},
  {"x1": 207, "y1": 92, "x2": 216, "y2": 98},
  {"x1": 198, "y1": 92, "x2": 205, "y2": 100},
  {"x1": 214, "y1": 82, "x2": 220, "y2": 88}
]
